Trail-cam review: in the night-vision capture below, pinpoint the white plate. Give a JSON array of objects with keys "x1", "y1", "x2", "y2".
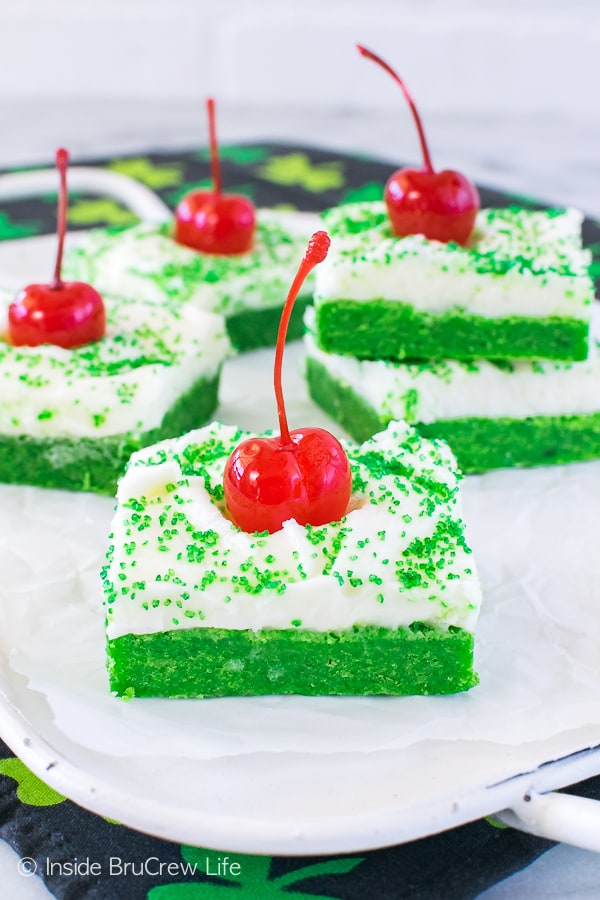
[{"x1": 1, "y1": 173, "x2": 600, "y2": 855}]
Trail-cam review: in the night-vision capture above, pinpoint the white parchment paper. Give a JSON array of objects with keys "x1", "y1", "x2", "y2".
[{"x1": 1, "y1": 452, "x2": 599, "y2": 763}]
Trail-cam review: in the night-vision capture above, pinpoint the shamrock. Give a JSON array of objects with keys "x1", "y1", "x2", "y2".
[
  {"x1": 341, "y1": 182, "x2": 385, "y2": 204},
  {"x1": 108, "y1": 158, "x2": 184, "y2": 190},
  {"x1": 257, "y1": 154, "x2": 344, "y2": 193},
  {"x1": 0, "y1": 758, "x2": 65, "y2": 806},
  {"x1": 0, "y1": 212, "x2": 41, "y2": 240},
  {"x1": 197, "y1": 146, "x2": 270, "y2": 166},
  {"x1": 66, "y1": 198, "x2": 138, "y2": 227},
  {"x1": 148, "y1": 845, "x2": 363, "y2": 899}
]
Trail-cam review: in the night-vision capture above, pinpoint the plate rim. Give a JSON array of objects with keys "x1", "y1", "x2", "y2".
[{"x1": 2, "y1": 679, "x2": 600, "y2": 855}]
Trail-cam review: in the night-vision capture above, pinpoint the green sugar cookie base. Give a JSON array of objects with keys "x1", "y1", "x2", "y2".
[
  {"x1": 106, "y1": 622, "x2": 477, "y2": 697},
  {"x1": 226, "y1": 293, "x2": 310, "y2": 351},
  {"x1": 314, "y1": 300, "x2": 590, "y2": 362},
  {"x1": 306, "y1": 356, "x2": 600, "y2": 473},
  {"x1": 0, "y1": 372, "x2": 221, "y2": 494}
]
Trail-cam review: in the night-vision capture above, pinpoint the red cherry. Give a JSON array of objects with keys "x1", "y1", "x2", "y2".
[
  {"x1": 224, "y1": 231, "x2": 352, "y2": 534},
  {"x1": 7, "y1": 148, "x2": 106, "y2": 349},
  {"x1": 357, "y1": 45, "x2": 480, "y2": 245},
  {"x1": 9, "y1": 282, "x2": 105, "y2": 349},
  {"x1": 386, "y1": 168, "x2": 480, "y2": 246},
  {"x1": 174, "y1": 191, "x2": 255, "y2": 255},
  {"x1": 224, "y1": 428, "x2": 352, "y2": 535},
  {"x1": 174, "y1": 98, "x2": 256, "y2": 255}
]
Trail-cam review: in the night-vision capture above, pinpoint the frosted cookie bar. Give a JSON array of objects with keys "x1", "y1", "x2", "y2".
[
  {"x1": 103, "y1": 420, "x2": 482, "y2": 698},
  {"x1": 313, "y1": 203, "x2": 594, "y2": 362},
  {"x1": 63, "y1": 210, "x2": 320, "y2": 351},
  {"x1": 0, "y1": 288, "x2": 230, "y2": 493}
]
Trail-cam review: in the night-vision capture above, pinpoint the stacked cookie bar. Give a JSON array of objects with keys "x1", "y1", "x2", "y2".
[{"x1": 306, "y1": 202, "x2": 598, "y2": 472}]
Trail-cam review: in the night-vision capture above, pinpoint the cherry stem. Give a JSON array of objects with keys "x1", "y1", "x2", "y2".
[
  {"x1": 52, "y1": 147, "x2": 69, "y2": 289},
  {"x1": 357, "y1": 44, "x2": 434, "y2": 174},
  {"x1": 274, "y1": 231, "x2": 331, "y2": 445},
  {"x1": 206, "y1": 97, "x2": 222, "y2": 196}
]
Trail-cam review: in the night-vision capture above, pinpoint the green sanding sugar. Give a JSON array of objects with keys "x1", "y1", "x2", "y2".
[
  {"x1": 62, "y1": 212, "x2": 319, "y2": 351},
  {"x1": 306, "y1": 355, "x2": 600, "y2": 473},
  {"x1": 0, "y1": 373, "x2": 221, "y2": 494},
  {"x1": 315, "y1": 203, "x2": 593, "y2": 362},
  {"x1": 103, "y1": 420, "x2": 481, "y2": 697}
]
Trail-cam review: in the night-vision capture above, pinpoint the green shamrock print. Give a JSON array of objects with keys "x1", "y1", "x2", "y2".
[
  {"x1": 108, "y1": 158, "x2": 184, "y2": 190},
  {"x1": 67, "y1": 198, "x2": 138, "y2": 227},
  {"x1": 197, "y1": 146, "x2": 271, "y2": 166},
  {"x1": 0, "y1": 758, "x2": 66, "y2": 807},
  {"x1": 257, "y1": 154, "x2": 344, "y2": 193},
  {"x1": 0, "y1": 756, "x2": 121, "y2": 823},
  {"x1": 341, "y1": 182, "x2": 385, "y2": 204},
  {"x1": 148, "y1": 845, "x2": 363, "y2": 898},
  {"x1": 484, "y1": 815, "x2": 509, "y2": 830},
  {"x1": 0, "y1": 212, "x2": 41, "y2": 241}
]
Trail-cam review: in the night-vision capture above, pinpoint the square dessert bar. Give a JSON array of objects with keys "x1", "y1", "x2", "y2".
[
  {"x1": 63, "y1": 210, "x2": 320, "y2": 352},
  {"x1": 103, "y1": 420, "x2": 482, "y2": 698},
  {"x1": 305, "y1": 308, "x2": 600, "y2": 473},
  {"x1": 0, "y1": 288, "x2": 230, "y2": 493},
  {"x1": 313, "y1": 203, "x2": 594, "y2": 362}
]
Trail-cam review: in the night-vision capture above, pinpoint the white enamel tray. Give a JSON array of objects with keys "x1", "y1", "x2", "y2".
[{"x1": 0, "y1": 166, "x2": 600, "y2": 856}]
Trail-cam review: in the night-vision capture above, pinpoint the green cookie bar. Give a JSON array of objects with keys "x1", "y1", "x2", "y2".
[
  {"x1": 103, "y1": 420, "x2": 482, "y2": 697},
  {"x1": 313, "y1": 203, "x2": 594, "y2": 362},
  {"x1": 0, "y1": 288, "x2": 230, "y2": 493}
]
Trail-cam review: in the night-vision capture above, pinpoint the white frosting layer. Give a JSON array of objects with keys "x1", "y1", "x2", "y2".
[
  {"x1": 63, "y1": 210, "x2": 321, "y2": 316},
  {"x1": 305, "y1": 307, "x2": 600, "y2": 422},
  {"x1": 104, "y1": 421, "x2": 482, "y2": 639},
  {"x1": 314, "y1": 204, "x2": 594, "y2": 320},
  {"x1": 0, "y1": 288, "x2": 230, "y2": 438}
]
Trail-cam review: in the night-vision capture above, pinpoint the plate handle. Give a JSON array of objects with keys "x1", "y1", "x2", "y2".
[
  {"x1": 496, "y1": 791, "x2": 600, "y2": 852},
  {"x1": 0, "y1": 166, "x2": 171, "y2": 223}
]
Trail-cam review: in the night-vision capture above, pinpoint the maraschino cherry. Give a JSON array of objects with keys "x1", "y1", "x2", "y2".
[
  {"x1": 174, "y1": 98, "x2": 256, "y2": 255},
  {"x1": 357, "y1": 44, "x2": 480, "y2": 245},
  {"x1": 224, "y1": 231, "x2": 352, "y2": 534},
  {"x1": 8, "y1": 149, "x2": 106, "y2": 349}
]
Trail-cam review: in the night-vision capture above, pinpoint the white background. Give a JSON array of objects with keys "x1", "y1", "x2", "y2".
[
  {"x1": 0, "y1": 0, "x2": 598, "y2": 213},
  {"x1": 0, "y1": 0, "x2": 595, "y2": 114}
]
